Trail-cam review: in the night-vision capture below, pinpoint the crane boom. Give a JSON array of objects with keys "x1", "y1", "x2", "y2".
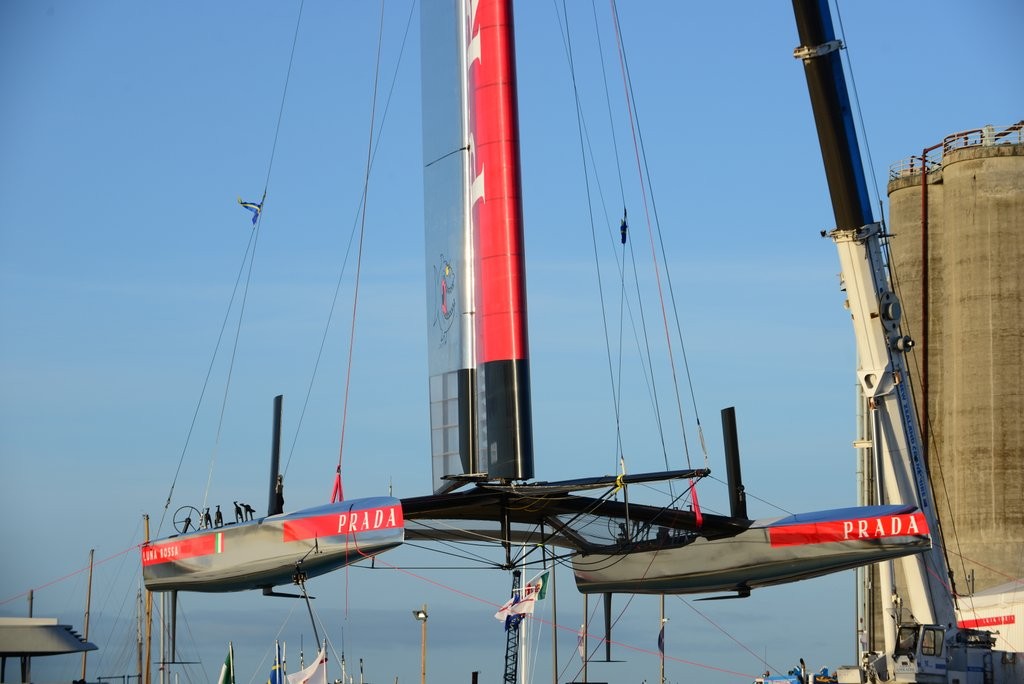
[
  {"x1": 790, "y1": 1, "x2": 1022, "y2": 681},
  {"x1": 791, "y1": 0, "x2": 954, "y2": 631}
]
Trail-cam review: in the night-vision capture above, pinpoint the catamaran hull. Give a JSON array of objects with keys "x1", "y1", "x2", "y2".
[
  {"x1": 142, "y1": 497, "x2": 403, "y2": 593},
  {"x1": 573, "y1": 505, "x2": 930, "y2": 595}
]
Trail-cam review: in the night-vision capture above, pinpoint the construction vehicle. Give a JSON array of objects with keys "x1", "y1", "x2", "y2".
[{"x1": 790, "y1": 0, "x2": 1022, "y2": 681}]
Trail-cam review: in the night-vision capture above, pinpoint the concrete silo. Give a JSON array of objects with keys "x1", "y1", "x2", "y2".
[{"x1": 885, "y1": 123, "x2": 1024, "y2": 596}]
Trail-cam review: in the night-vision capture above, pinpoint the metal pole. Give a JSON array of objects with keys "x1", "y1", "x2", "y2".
[
  {"x1": 420, "y1": 605, "x2": 427, "y2": 684},
  {"x1": 25, "y1": 590, "x2": 33, "y2": 684},
  {"x1": 144, "y1": 515, "x2": 153, "y2": 684},
  {"x1": 158, "y1": 593, "x2": 165, "y2": 684},
  {"x1": 137, "y1": 587, "x2": 143, "y2": 683},
  {"x1": 82, "y1": 548, "x2": 95, "y2": 682},
  {"x1": 659, "y1": 595, "x2": 666, "y2": 684},
  {"x1": 582, "y1": 593, "x2": 588, "y2": 683},
  {"x1": 268, "y1": 395, "x2": 284, "y2": 516},
  {"x1": 547, "y1": 542, "x2": 558, "y2": 684}
]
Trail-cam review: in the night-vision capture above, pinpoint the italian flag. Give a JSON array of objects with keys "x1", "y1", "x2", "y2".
[{"x1": 217, "y1": 642, "x2": 234, "y2": 684}]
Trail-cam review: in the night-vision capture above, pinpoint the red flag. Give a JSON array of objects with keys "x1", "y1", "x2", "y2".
[
  {"x1": 330, "y1": 466, "x2": 344, "y2": 503},
  {"x1": 689, "y1": 479, "x2": 703, "y2": 529}
]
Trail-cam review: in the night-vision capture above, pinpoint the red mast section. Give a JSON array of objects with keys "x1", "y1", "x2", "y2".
[{"x1": 467, "y1": 0, "x2": 533, "y2": 481}]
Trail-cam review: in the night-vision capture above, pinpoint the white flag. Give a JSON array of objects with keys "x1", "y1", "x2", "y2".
[{"x1": 286, "y1": 646, "x2": 327, "y2": 684}]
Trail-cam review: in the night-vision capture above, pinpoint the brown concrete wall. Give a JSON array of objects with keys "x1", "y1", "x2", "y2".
[{"x1": 886, "y1": 142, "x2": 1024, "y2": 596}]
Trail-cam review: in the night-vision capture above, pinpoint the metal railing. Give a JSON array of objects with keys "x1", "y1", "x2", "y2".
[{"x1": 888, "y1": 121, "x2": 1024, "y2": 180}]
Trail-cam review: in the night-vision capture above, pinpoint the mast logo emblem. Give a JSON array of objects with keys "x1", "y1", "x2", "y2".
[{"x1": 433, "y1": 255, "x2": 457, "y2": 344}]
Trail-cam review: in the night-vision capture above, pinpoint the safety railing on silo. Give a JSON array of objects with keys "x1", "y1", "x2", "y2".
[{"x1": 889, "y1": 121, "x2": 1024, "y2": 180}]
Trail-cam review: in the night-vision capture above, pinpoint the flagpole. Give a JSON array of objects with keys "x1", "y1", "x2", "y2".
[
  {"x1": 548, "y1": 542, "x2": 558, "y2": 684},
  {"x1": 520, "y1": 554, "x2": 526, "y2": 684},
  {"x1": 659, "y1": 595, "x2": 666, "y2": 684},
  {"x1": 582, "y1": 594, "x2": 588, "y2": 683}
]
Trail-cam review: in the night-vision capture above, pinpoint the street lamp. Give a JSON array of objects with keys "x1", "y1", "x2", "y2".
[{"x1": 412, "y1": 604, "x2": 428, "y2": 684}]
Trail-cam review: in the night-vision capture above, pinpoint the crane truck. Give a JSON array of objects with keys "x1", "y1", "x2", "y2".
[{"x1": 785, "y1": 1, "x2": 1023, "y2": 682}]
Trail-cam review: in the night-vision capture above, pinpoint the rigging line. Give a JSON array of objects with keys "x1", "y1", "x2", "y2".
[
  {"x1": 629, "y1": 91, "x2": 709, "y2": 468},
  {"x1": 676, "y1": 595, "x2": 781, "y2": 675},
  {"x1": 558, "y1": 2, "x2": 670, "y2": 479},
  {"x1": 0, "y1": 543, "x2": 142, "y2": 606},
  {"x1": 247, "y1": 606, "x2": 299, "y2": 684},
  {"x1": 587, "y1": 0, "x2": 633, "y2": 472},
  {"x1": 706, "y1": 474, "x2": 792, "y2": 515},
  {"x1": 174, "y1": 595, "x2": 203, "y2": 684},
  {"x1": 282, "y1": 0, "x2": 417, "y2": 478},
  {"x1": 201, "y1": 0, "x2": 306, "y2": 514},
  {"x1": 408, "y1": 519, "x2": 528, "y2": 552},
  {"x1": 611, "y1": 1, "x2": 699, "y2": 471},
  {"x1": 156, "y1": 226, "x2": 259, "y2": 537},
  {"x1": 595, "y1": 5, "x2": 631, "y2": 474},
  {"x1": 358, "y1": 545, "x2": 746, "y2": 681},
  {"x1": 261, "y1": 0, "x2": 306, "y2": 198},
  {"x1": 560, "y1": 0, "x2": 641, "y2": 477},
  {"x1": 90, "y1": 520, "x2": 144, "y2": 674},
  {"x1": 833, "y1": 0, "x2": 885, "y2": 220},
  {"x1": 202, "y1": 213, "x2": 264, "y2": 512},
  {"x1": 402, "y1": 542, "x2": 509, "y2": 568},
  {"x1": 335, "y1": 0, "x2": 387, "y2": 478},
  {"x1": 606, "y1": 2, "x2": 678, "y2": 478},
  {"x1": 558, "y1": 0, "x2": 625, "y2": 475}
]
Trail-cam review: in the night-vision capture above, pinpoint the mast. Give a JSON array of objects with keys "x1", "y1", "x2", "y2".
[
  {"x1": 137, "y1": 586, "x2": 143, "y2": 683},
  {"x1": 144, "y1": 515, "x2": 153, "y2": 684},
  {"x1": 421, "y1": 0, "x2": 534, "y2": 493},
  {"x1": 81, "y1": 548, "x2": 94, "y2": 682},
  {"x1": 465, "y1": 0, "x2": 533, "y2": 483}
]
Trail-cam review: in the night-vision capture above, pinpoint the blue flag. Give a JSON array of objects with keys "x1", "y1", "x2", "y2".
[
  {"x1": 658, "y1": 624, "x2": 665, "y2": 655},
  {"x1": 267, "y1": 642, "x2": 284, "y2": 684},
  {"x1": 238, "y1": 196, "x2": 263, "y2": 226}
]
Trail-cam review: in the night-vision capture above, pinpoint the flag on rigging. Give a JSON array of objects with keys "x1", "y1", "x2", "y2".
[
  {"x1": 238, "y1": 196, "x2": 263, "y2": 226},
  {"x1": 494, "y1": 595, "x2": 524, "y2": 631},
  {"x1": 494, "y1": 569, "x2": 551, "y2": 629},
  {"x1": 658, "y1": 623, "x2": 665, "y2": 655},
  {"x1": 287, "y1": 644, "x2": 327, "y2": 684},
  {"x1": 524, "y1": 570, "x2": 550, "y2": 601},
  {"x1": 510, "y1": 569, "x2": 550, "y2": 615},
  {"x1": 689, "y1": 478, "x2": 704, "y2": 529},
  {"x1": 267, "y1": 641, "x2": 285, "y2": 684},
  {"x1": 218, "y1": 642, "x2": 235, "y2": 684}
]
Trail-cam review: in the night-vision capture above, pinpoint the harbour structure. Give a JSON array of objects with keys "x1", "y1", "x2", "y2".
[{"x1": 885, "y1": 124, "x2": 1023, "y2": 595}]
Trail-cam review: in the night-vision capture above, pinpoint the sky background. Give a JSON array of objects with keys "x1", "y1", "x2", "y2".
[{"x1": 1, "y1": 1, "x2": 1021, "y2": 683}]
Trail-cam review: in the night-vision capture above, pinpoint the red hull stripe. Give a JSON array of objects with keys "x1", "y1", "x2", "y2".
[
  {"x1": 958, "y1": 615, "x2": 1016, "y2": 629},
  {"x1": 768, "y1": 512, "x2": 928, "y2": 547},
  {"x1": 142, "y1": 532, "x2": 221, "y2": 567},
  {"x1": 282, "y1": 504, "x2": 404, "y2": 542},
  {"x1": 469, "y1": 0, "x2": 528, "y2": 363}
]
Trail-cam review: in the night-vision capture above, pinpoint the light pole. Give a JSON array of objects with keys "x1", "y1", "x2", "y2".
[{"x1": 412, "y1": 604, "x2": 428, "y2": 684}]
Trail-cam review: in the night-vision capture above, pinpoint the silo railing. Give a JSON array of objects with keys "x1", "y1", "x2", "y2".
[{"x1": 889, "y1": 121, "x2": 1024, "y2": 180}]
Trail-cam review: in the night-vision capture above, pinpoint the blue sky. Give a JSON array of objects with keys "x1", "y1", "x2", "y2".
[{"x1": 1, "y1": 1, "x2": 1020, "y2": 683}]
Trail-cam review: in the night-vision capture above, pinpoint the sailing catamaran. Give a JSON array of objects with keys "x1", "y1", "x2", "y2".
[
  {"x1": 400, "y1": 0, "x2": 931, "y2": 599},
  {"x1": 141, "y1": 0, "x2": 930, "y2": 606}
]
